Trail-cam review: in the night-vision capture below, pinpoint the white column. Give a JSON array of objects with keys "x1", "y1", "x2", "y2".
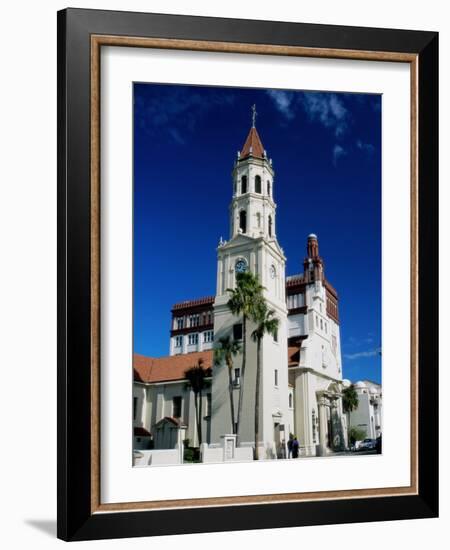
[
  {"x1": 216, "y1": 258, "x2": 223, "y2": 295},
  {"x1": 250, "y1": 250, "x2": 256, "y2": 274},
  {"x1": 224, "y1": 254, "x2": 230, "y2": 290},
  {"x1": 317, "y1": 396, "x2": 329, "y2": 456},
  {"x1": 293, "y1": 369, "x2": 316, "y2": 456}
]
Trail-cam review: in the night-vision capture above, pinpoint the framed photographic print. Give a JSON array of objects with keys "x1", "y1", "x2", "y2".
[{"x1": 57, "y1": 8, "x2": 438, "y2": 541}]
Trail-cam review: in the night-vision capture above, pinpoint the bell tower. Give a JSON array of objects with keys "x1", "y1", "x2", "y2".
[
  {"x1": 215, "y1": 106, "x2": 286, "y2": 303},
  {"x1": 230, "y1": 105, "x2": 277, "y2": 242},
  {"x1": 210, "y1": 107, "x2": 291, "y2": 457}
]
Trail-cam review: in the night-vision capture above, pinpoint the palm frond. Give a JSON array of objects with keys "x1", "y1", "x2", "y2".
[
  {"x1": 184, "y1": 360, "x2": 208, "y2": 394},
  {"x1": 213, "y1": 335, "x2": 241, "y2": 364},
  {"x1": 251, "y1": 304, "x2": 279, "y2": 342}
]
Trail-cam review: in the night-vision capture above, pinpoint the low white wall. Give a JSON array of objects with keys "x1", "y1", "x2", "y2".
[
  {"x1": 201, "y1": 445, "x2": 223, "y2": 463},
  {"x1": 234, "y1": 447, "x2": 254, "y2": 461},
  {"x1": 201, "y1": 444, "x2": 254, "y2": 463},
  {"x1": 133, "y1": 448, "x2": 182, "y2": 467}
]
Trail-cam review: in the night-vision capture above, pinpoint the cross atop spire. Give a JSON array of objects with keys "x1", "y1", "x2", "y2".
[
  {"x1": 239, "y1": 106, "x2": 265, "y2": 160},
  {"x1": 251, "y1": 104, "x2": 257, "y2": 128}
]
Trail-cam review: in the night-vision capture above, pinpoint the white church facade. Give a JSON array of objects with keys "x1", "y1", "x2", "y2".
[{"x1": 133, "y1": 118, "x2": 351, "y2": 463}]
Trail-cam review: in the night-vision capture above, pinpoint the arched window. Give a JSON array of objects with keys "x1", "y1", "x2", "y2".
[
  {"x1": 289, "y1": 394, "x2": 293, "y2": 408},
  {"x1": 256, "y1": 212, "x2": 261, "y2": 228},
  {"x1": 268, "y1": 215, "x2": 273, "y2": 237},
  {"x1": 255, "y1": 175, "x2": 261, "y2": 194},
  {"x1": 267, "y1": 180, "x2": 271, "y2": 195},
  {"x1": 241, "y1": 175, "x2": 247, "y2": 194},
  {"x1": 239, "y1": 210, "x2": 247, "y2": 233}
]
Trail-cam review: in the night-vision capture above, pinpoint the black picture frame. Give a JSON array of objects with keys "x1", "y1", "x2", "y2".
[{"x1": 57, "y1": 7, "x2": 438, "y2": 541}]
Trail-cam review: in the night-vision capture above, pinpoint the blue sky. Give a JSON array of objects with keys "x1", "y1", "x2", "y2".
[{"x1": 133, "y1": 83, "x2": 382, "y2": 384}]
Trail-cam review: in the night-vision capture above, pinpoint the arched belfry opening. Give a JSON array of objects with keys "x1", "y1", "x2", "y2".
[
  {"x1": 239, "y1": 210, "x2": 247, "y2": 233},
  {"x1": 255, "y1": 175, "x2": 261, "y2": 194},
  {"x1": 268, "y1": 215, "x2": 273, "y2": 237},
  {"x1": 241, "y1": 175, "x2": 247, "y2": 194}
]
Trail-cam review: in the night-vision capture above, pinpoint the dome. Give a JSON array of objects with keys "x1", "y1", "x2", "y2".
[
  {"x1": 369, "y1": 387, "x2": 378, "y2": 395},
  {"x1": 308, "y1": 233, "x2": 318, "y2": 239},
  {"x1": 354, "y1": 381, "x2": 367, "y2": 389},
  {"x1": 342, "y1": 379, "x2": 351, "y2": 388}
]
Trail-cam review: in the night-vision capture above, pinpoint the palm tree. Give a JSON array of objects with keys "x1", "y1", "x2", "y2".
[
  {"x1": 342, "y1": 384, "x2": 359, "y2": 414},
  {"x1": 213, "y1": 336, "x2": 241, "y2": 434},
  {"x1": 251, "y1": 302, "x2": 279, "y2": 460},
  {"x1": 342, "y1": 384, "x2": 359, "y2": 448},
  {"x1": 227, "y1": 271, "x2": 264, "y2": 443},
  {"x1": 184, "y1": 359, "x2": 209, "y2": 447}
]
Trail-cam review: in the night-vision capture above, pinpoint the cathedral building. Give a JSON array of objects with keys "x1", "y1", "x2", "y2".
[{"x1": 133, "y1": 116, "x2": 347, "y2": 462}]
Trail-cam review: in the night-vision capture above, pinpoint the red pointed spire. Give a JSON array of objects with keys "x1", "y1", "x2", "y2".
[
  {"x1": 240, "y1": 126, "x2": 265, "y2": 159},
  {"x1": 304, "y1": 234, "x2": 324, "y2": 284}
]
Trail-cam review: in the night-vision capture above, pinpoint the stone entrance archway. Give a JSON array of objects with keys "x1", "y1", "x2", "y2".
[{"x1": 316, "y1": 389, "x2": 346, "y2": 455}]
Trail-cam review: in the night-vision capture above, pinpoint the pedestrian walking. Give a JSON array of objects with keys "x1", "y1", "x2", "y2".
[
  {"x1": 292, "y1": 436, "x2": 299, "y2": 459},
  {"x1": 287, "y1": 435, "x2": 293, "y2": 458}
]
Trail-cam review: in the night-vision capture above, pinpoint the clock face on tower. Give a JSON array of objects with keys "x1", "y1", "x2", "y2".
[{"x1": 235, "y1": 259, "x2": 247, "y2": 274}]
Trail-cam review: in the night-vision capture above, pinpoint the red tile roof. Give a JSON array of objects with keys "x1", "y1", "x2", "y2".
[
  {"x1": 135, "y1": 347, "x2": 302, "y2": 382},
  {"x1": 286, "y1": 273, "x2": 338, "y2": 298},
  {"x1": 286, "y1": 274, "x2": 306, "y2": 288},
  {"x1": 172, "y1": 296, "x2": 215, "y2": 311},
  {"x1": 240, "y1": 127, "x2": 265, "y2": 159},
  {"x1": 134, "y1": 351, "x2": 213, "y2": 383}
]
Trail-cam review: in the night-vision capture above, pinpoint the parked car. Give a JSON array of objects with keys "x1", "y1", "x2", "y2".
[
  {"x1": 359, "y1": 438, "x2": 376, "y2": 451},
  {"x1": 349, "y1": 439, "x2": 365, "y2": 451}
]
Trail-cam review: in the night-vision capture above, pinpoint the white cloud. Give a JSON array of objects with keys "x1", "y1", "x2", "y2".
[
  {"x1": 300, "y1": 93, "x2": 349, "y2": 136},
  {"x1": 265, "y1": 90, "x2": 295, "y2": 119},
  {"x1": 266, "y1": 90, "x2": 365, "y2": 165},
  {"x1": 135, "y1": 87, "x2": 235, "y2": 144},
  {"x1": 333, "y1": 144, "x2": 346, "y2": 165},
  {"x1": 265, "y1": 90, "x2": 349, "y2": 133},
  {"x1": 344, "y1": 348, "x2": 381, "y2": 360},
  {"x1": 356, "y1": 139, "x2": 375, "y2": 154}
]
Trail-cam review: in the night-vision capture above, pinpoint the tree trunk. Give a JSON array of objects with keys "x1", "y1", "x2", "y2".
[
  {"x1": 227, "y1": 359, "x2": 236, "y2": 434},
  {"x1": 194, "y1": 392, "x2": 201, "y2": 447},
  {"x1": 236, "y1": 315, "x2": 247, "y2": 445},
  {"x1": 254, "y1": 337, "x2": 261, "y2": 460}
]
